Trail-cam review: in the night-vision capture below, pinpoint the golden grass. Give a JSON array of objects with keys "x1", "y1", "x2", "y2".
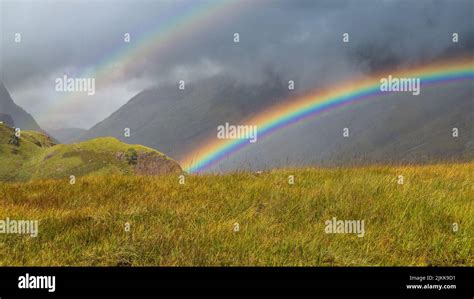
[{"x1": 0, "y1": 162, "x2": 472, "y2": 266}]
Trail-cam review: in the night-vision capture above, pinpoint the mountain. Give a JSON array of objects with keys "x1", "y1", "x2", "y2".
[
  {"x1": 0, "y1": 123, "x2": 182, "y2": 181},
  {"x1": 76, "y1": 74, "x2": 290, "y2": 160},
  {"x1": 77, "y1": 76, "x2": 473, "y2": 171},
  {"x1": 0, "y1": 82, "x2": 42, "y2": 131},
  {"x1": 47, "y1": 127, "x2": 87, "y2": 143},
  {"x1": 209, "y1": 80, "x2": 473, "y2": 172}
]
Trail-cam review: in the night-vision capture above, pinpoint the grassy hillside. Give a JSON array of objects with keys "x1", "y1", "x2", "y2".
[
  {"x1": 0, "y1": 162, "x2": 471, "y2": 266},
  {"x1": 0, "y1": 123, "x2": 181, "y2": 181}
]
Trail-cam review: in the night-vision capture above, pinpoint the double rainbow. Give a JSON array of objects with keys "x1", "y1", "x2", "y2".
[{"x1": 182, "y1": 57, "x2": 474, "y2": 173}]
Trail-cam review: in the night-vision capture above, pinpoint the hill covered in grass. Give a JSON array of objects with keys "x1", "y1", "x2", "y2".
[
  {"x1": 0, "y1": 162, "x2": 471, "y2": 266},
  {"x1": 0, "y1": 123, "x2": 182, "y2": 181}
]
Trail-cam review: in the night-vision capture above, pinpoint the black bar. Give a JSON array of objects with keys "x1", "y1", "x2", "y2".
[{"x1": 0, "y1": 267, "x2": 472, "y2": 298}]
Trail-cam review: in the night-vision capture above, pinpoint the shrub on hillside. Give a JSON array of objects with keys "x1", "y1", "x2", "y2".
[
  {"x1": 125, "y1": 148, "x2": 138, "y2": 165},
  {"x1": 8, "y1": 134, "x2": 20, "y2": 147}
]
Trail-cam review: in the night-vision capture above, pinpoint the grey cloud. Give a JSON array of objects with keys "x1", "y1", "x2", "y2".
[{"x1": 1, "y1": 0, "x2": 472, "y2": 128}]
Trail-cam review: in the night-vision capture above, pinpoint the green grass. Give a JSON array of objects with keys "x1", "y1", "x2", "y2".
[
  {"x1": 0, "y1": 162, "x2": 472, "y2": 266},
  {"x1": 0, "y1": 124, "x2": 177, "y2": 181}
]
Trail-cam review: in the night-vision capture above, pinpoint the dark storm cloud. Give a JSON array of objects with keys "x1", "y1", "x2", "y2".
[
  {"x1": 132, "y1": 0, "x2": 474, "y2": 88},
  {"x1": 0, "y1": 0, "x2": 176, "y2": 87},
  {"x1": 0, "y1": 0, "x2": 472, "y2": 128}
]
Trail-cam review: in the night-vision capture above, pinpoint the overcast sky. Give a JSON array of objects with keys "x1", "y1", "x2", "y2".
[{"x1": 1, "y1": 0, "x2": 472, "y2": 129}]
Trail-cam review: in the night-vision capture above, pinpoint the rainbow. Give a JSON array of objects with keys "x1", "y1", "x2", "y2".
[
  {"x1": 182, "y1": 57, "x2": 474, "y2": 173},
  {"x1": 43, "y1": 0, "x2": 248, "y2": 121}
]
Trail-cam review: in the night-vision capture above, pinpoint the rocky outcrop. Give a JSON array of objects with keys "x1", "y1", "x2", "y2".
[{"x1": 134, "y1": 152, "x2": 182, "y2": 175}]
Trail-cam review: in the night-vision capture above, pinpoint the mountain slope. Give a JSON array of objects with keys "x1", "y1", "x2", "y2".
[
  {"x1": 77, "y1": 76, "x2": 473, "y2": 171},
  {"x1": 208, "y1": 80, "x2": 473, "y2": 172},
  {"x1": 0, "y1": 124, "x2": 182, "y2": 181},
  {"x1": 0, "y1": 82, "x2": 42, "y2": 131},
  {"x1": 76, "y1": 74, "x2": 289, "y2": 160}
]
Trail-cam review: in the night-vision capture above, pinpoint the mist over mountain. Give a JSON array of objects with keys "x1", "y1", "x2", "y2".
[
  {"x1": 2, "y1": 0, "x2": 472, "y2": 171},
  {"x1": 211, "y1": 81, "x2": 473, "y2": 172},
  {"x1": 0, "y1": 82, "x2": 42, "y2": 132},
  {"x1": 76, "y1": 73, "x2": 290, "y2": 160},
  {"x1": 2, "y1": 0, "x2": 472, "y2": 129},
  {"x1": 76, "y1": 73, "x2": 472, "y2": 171}
]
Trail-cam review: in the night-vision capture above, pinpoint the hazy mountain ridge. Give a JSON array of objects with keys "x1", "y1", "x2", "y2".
[
  {"x1": 77, "y1": 74, "x2": 290, "y2": 160},
  {"x1": 0, "y1": 82, "x2": 42, "y2": 132},
  {"x1": 76, "y1": 74, "x2": 473, "y2": 171}
]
